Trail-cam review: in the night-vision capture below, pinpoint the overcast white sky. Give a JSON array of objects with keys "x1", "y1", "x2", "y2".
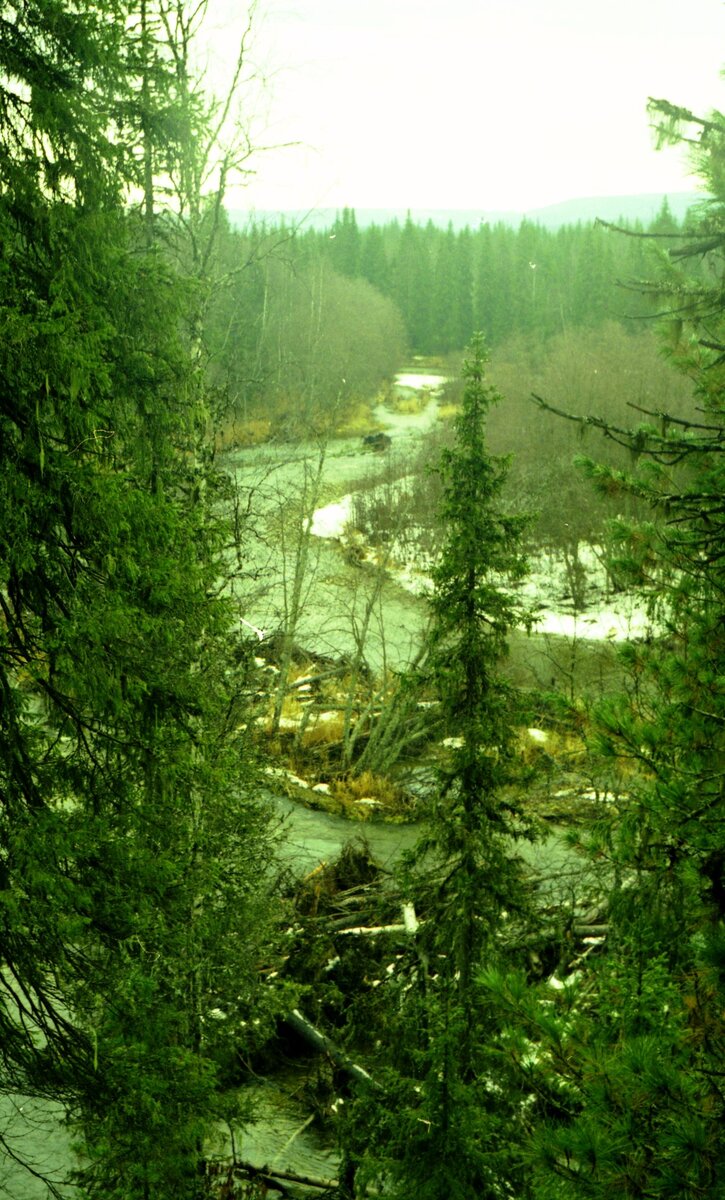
[{"x1": 206, "y1": 0, "x2": 725, "y2": 214}]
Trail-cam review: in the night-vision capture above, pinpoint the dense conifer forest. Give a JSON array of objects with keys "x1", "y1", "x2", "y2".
[
  {"x1": 207, "y1": 196, "x2": 688, "y2": 433},
  {"x1": 0, "y1": 4, "x2": 723, "y2": 1199}
]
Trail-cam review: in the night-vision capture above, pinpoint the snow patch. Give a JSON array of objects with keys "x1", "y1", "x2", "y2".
[
  {"x1": 305, "y1": 453, "x2": 659, "y2": 645},
  {"x1": 526, "y1": 728, "x2": 548, "y2": 744},
  {"x1": 394, "y1": 372, "x2": 448, "y2": 390},
  {"x1": 263, "y1": 766, "x2": 311, "y2": 790},
  {"x1": 531, "y1": 605, "x2": 653, "y2": 642},
  {"x1": 308, "y1": 495, "x2": 354, "y2": 540}
]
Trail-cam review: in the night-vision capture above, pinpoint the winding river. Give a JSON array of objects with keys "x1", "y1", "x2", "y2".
[{"x1": 3, "y1": 371, "x2": 618, "y2": 1194}]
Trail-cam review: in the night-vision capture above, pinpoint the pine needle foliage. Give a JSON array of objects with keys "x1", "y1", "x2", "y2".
[
  {"x1": 343, "y1": 337, "x2": 537, "y2": 1200},
  {"x1": 0, "y1": 6, "x2": 280, "y2": 1197},
  {"x1": 524, "y1": 93, "x2": 725, "y2": 1200}
]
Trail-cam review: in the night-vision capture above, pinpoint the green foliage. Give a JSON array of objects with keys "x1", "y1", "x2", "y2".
[
  {"x1": 280, "y1": 203, "x2": 680, "y2": 356},
  {"x1": 526, "y1": 94, "x2": 725, "y2": 1200},
  {"x1": 341, "y1": 337, "x2": 537, "y2": 1199},
  {"x1": 205, "y1": 231, "x2": 407, "y2": 434},
  {"x1": 343, "y1": 980, "x2": 530, "y2": 1200},
  {"x1": 423, "y1": 339, "x2": 534, "y2": 906},
  {"x1": 211, "y1": 204, "x2": 696, "y2": 438},
  {"x1": 529, "y1": 968, "x2": 723, "y2": 1199},
  {"x1": 0, "y1": 6, "x2": 281, "y2": 1196},
  {"x1": 0, "y1": 0, "x2": 131, "y2": 207}
]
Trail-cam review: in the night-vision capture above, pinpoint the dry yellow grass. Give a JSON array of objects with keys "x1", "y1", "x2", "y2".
[
  {"x1": 215, "y1": 416, "x2": 272, "y2": 451},
  {"x1": 300, "y1": 711, "x2": 345, "y2": 747},
  {"x1": 387, "y1": 390, "x2": 431, "y2": 416},
  {"x1": 332, "y1": 401, "x2": 379, "y2": 438},
  {"x1": 331, "y1": 769, "x2": 404, "y2": 810},
  {"x1": 288, "y1": 662, "x2": 316, "y2": 685},
  {"x1": 515, "y1": 726, "x2": 588, "y2": 767},
  {"x1": 435, "y1": 403, "x2": 461, "y2": 422}
]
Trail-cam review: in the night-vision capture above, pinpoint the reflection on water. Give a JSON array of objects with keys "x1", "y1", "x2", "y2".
[
  {"x1": 0, "y1": 1094, "x2": 77, "y2": 1198},
  {"x1": 272, "y1": 794, "x2": 421, "y2": 876},
  {"x1": 216, "y1": 1073, "x2": 339, "y2": 1182}
]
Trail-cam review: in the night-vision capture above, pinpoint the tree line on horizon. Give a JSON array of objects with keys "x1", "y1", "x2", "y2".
[{"x1": 204, "y1": 195, "x2": 696, "y2": 436}]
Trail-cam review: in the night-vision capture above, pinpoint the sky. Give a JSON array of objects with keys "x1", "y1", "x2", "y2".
[{"x1": 204, "y1": 0, "x2": 725, "y2": 215}]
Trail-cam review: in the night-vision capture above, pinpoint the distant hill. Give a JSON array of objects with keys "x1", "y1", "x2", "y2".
[
  {"x1": 517, "y1": 193, "x2": 703, "y2": 229},
  {"x1": 228, "y1": 192, "x2": 703, "y2": 233}
]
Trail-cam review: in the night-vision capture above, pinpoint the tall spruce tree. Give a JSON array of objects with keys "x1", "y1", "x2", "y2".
[
  {"x1": 0, "y1": 5, "x2": 278, "y2": 1195},
  {"x1": 517, "y1": 95, "x2": 725, "y2": 1199},
  {"x1": 343, "y1": 336, "x2": 536, "y2": 1200}
]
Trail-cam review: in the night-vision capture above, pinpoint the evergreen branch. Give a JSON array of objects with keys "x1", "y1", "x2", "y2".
[
  {"x1": 532, "y1": 394, "x2": 725, "y2": 460},
  {"x1": 626, "y1": 403, "x2": 724, "y2": 434},
  {"x1": 647, "y1": 96, "x2": 725, "y2": 139},
  {"x1": 595, "y1": 218, "x2": 693, "y2": 239}
]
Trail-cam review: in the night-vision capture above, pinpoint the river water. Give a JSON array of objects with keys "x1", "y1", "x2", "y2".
[
  {"x1": 221, "y1": 372, "x2": 452, "y2": 674},
  {"x1": 3, "y1": 370, "x2": 617, "y2": 1194},
  {"x1": 224, "y1": 369, "x2": 650, "y2": 694}
]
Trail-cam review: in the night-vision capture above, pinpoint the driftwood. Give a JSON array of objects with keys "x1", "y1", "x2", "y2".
[
  {"x1": 335, "y1": 903, "x2": 419, "y2": 937},
  {"x1": 207, "y1": 1159, "x2": 338, "y2": 1195},
  {"x1": 284, "y1": 1008, "x2": 379, "y2": 1089},
  {"x1": 263, "y1": 1165, "x2": 337, "y2": 1188},
  {"x1": 287, "y1": 667, "x2": 349, "y2": 690},
  {"x1": 336, "y1": 922, "x2": 408, "y2": 936}
]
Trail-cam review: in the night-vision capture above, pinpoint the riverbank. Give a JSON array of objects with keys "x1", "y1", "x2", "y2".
[{"x1": 223, "y1": 363, "x2": 649, "y2": 832}]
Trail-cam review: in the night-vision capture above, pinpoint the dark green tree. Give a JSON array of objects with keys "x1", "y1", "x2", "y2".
[
  {"x1": 431, "y1": 224, "x2": 460, "y2": 352},
  {"x1": 329, "y1": 206, "x2": 361, "y2": 276},
  {"x1": 424, "y1": 333, "x2": 533, "y2": 1011},
  {"x1": 359, "y1": 222, "x2": 390, "y2": 293},
  {"x1": 344, "y1": 336, "x2": 536, "y2": 1200},
  {"x1": 454, "y1": 227, "x2": 475, "y2": 348},
  {"x1": 392, "y1": 213, "x2": 433, "y2": 351},
  {"x1": 520, "y1": 94, "x2": 725, "y2": 1200},
  {"x1": 0, "y1": 5, "x2": 279, "y2": 1195}
]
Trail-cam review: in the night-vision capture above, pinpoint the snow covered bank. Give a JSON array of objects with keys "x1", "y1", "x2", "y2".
[
  {"x1": 308, "y1": 496, "x2": 354, "y2": 539},
  {"x1": 530, "y1": 603, "x2": 654, "y2": 642},
  {"x1": 307, "y1": 492, "x2": 656, "y2": 644}
]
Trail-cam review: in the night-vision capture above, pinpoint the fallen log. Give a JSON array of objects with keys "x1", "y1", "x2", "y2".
[
  {"x1": 207, "y1": 1159, "x2": 337, "y2": 1195},
  {"x1": 335, "y1": 922, "x2": 408, "y2": 936},
  {"x1": 284, "y1": 1008, "x2": 379, "y2": 1089},
  {"x1": 271, "y1": 1114, "x2": 317, "y2": 1169},
  {"x1": 209, "y1": 1159, "x2": 384, "y2": 1198},
  {"x1": 326, "y1": 895, "x2": 414, "y2": 932},
  {"x1": 261, "y1": 1165, "x2": 338, "y2": 1189},
  {"x1": 287, "y1": 667, "x2": 348, "y2": 689}
]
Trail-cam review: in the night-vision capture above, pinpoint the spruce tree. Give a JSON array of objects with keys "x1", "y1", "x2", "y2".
[
  {"x1": 0, "y1": 5, "x2": 278, "y2": 1195},
  {"x1": 522, "y1": 96, "x2": 725, "y2": 1200},
  {"x1": 344, "y1": 336, "x2": 536, "y2": 1200}
]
